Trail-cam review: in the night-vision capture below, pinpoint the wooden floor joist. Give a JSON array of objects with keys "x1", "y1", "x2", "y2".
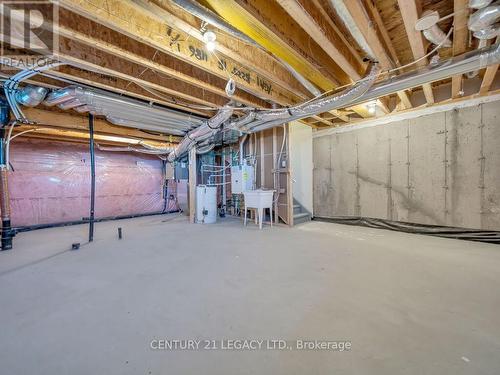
[
  {"x1": 338, "y1": 0, "x2": 413, "y2": 110},
  {"x1": 56, "y1": 0, "x2": 302, "y2": 106},
  {"x1": 451, "y1": 0, "x2": 469, "y2": 98},
  {"x1": 52, "y1": 17, "x2": 273, "y2": 108},
  {"x1": 204, "y1": 0, "x2": 343, "y2": 90},
  {"x1": 397, "y1": 0, "x2": 435, "y2": 105},
  {"x1": 22, "y1": 107, "x2": 182, "y2": 144}
]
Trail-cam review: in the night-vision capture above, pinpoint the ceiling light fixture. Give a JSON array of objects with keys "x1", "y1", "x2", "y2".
[
  {"x1": 203, "y1": 30, "x2": 217, "y2": 52},
  {"x1": 367, "y1": 102, "x2": 377, "y2": 115}
]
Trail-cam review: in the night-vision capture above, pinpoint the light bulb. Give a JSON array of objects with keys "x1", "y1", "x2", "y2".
[
  {"x1": 203, "y1": 30, "x2": 216, "y2": 43},
  {"x1": 367, "y1": 102, "x2": 377, "y2": 115},
  {"x1": 206, "y1": 40, "x2": 216, "y2": 51}
]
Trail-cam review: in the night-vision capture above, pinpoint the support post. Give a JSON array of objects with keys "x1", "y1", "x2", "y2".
[
  {"x1": 0, "y1": 96, "x2": 13, "y2": 250},
  {"x1": 88, "y1": 114, "x2": 96, "y2": 242},
  {"x1": 0, "y1": 129, "x2": 13, "y2": 250},
  {"x1": 188, "y1": 146, "x2": 197, "y2": 224}
]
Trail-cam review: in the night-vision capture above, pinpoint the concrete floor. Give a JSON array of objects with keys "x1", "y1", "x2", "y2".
[{"x1": 1, "y1": 214, "x2": 499, "y2": 374}]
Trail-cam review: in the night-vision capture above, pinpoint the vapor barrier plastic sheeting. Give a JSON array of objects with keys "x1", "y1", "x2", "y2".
[
  {"x1": 313, "y1": 216, "x2": 500, "y2": 244},
  {"x1": 8, "y1": 139, "x2": 165, "y2": 227}
]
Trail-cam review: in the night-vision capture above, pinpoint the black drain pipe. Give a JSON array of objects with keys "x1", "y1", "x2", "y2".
[
  {"x1": 0, "y1": 97, "x2": 13, "y2": 250},
  {"x1": 88, "y1": 113, "x2": 96, "y2": 242}
]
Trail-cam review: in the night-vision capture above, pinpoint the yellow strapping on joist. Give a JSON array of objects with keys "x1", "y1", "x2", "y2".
[{"x1": 204, "y1": 0, "x2": 335, "y2": 92}]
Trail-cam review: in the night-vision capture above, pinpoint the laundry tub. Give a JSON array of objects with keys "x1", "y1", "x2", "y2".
[{"x1": 243, "y1": 189, "x2": 275, "y2": 229}]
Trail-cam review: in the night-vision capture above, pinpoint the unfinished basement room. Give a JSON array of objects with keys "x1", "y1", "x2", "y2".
[{"x1": 1, "y1": 0, "x2": 500, "y2": 373}]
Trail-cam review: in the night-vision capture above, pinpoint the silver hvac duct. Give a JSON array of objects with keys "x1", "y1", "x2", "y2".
[
  {"x1": 170, "y1": 0, "x2": 258, "y2": 48},
  {"x1": 96, "y1": 143, "x2": 175, "y2": 155},
  {"x1": 43, "y1": 86, "x2": 204, "y2": 135},
  {"x1": 227, "y1": 62, "x2": 379, "y2": 133},
  {"x1": 468, "y1": 3, "x2": 500, "y2": 32},
  {"x1": 15, "y1": 85, "x2": 49, "y2": 107},
  {"x1": 415, "y1": 11, "x2": 452, "y2": 48},
  {"x1": 470, "y1": 0, "x2": 494, "y2": 9},
  {"x1": 231, "y1": 42, "x2": 500, "y2": 133},
  {"x1": 473, "y1": 25, "x2": 500, "y2": 39},
  {"x1": 106, "y1": 117, "x2": 186, "y2": 136},
  {"x1": 167, "y1": 106, "x2": 233, "y2": 162}
]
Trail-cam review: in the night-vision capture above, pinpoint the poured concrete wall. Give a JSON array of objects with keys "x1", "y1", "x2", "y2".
[{"x1": 313, "y1": 100, "x2": 500, "y2": 230}]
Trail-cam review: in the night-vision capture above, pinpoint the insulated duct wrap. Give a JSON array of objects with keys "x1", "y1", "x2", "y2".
[
  {"x1": 470, "y1": 0, "x2": 494, "y2": 9},
  {"x1": 167, "y1": 106, "x2": 233, "y2": 162},
  {"x1": 423, "y1": 25, "x2": 452, "y2": 47},
  {"x1": 468, "y1": 4, "x2": 500, "y2": 32},
  {"x1": 15, "y1": 86, "x2": 49, "y2": 107},
  {"x1": 43, "y1": 86, "x2": 204, "y2": 136},
  {"x1": 231, "y1": 63, "x2": 379, "y2": 133}
]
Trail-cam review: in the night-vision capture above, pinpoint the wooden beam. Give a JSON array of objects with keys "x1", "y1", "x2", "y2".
[
  {"x1": 57, "y1": 0, "x2": 301, "y2": 105},
  {"x1": 204, "y1": 0, "x2": 343, "y2": 90},
  {"x1": 451, "y1": 0, "x2": 469, "y2": 98},
  {"x1": 0, "y1": 43, "x2": 219, "y2": 116},
  {"x1": 311, "y1": 115, "x2": 335, "y2": 127},
  {"x1": 311, "y1": 0, "x2": 365, "y2": 67},
  {"x1": 206, "y1": 0, "x2": 373, "y2": 118},
  {"x1": 50, "y1": 13, "x2": 271, "y2": 108},
  {"x1": 57, "y1": 37, "x2": 230, "y2": 108},
  {"x1": 276, "y1": 0, "x2": 365, "y2": 80},
  {"x1": 342, "y1": 0, "x2": 392, "y2": 67},
  {"x1": 342, "y1": 0, "x2": 413, "y2": 109},
  {"x1": 188, "y1": 147, "x2": 197, "y2": 224},
  {"x1": 363, "y1": 0, "x2": 401, "y2": 66},
  {"x1": 479, "y1": 64, "x2": 498, "y2": 94},
  {"x1": 2, "y1": 53, "x2": 212, "y2": 118},
  {"x1": 478, "y1": 37, "x2": 499, "y2": 95},
  {"x1": 143, "y1": 0, "x2": 311, "y2": 99},
  {"x1": 397, "y1": 0, "x2": 434, "y2": 105},
  {"x1": 328, "y1": 110, "x2": 350, "y2": 122},
  {"x1": 13, "y1": 125, "x2": 175, "y2": 149}
]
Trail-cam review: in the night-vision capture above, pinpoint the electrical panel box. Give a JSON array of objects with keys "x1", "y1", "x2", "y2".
[
  {"x1": 231, "y1": 164, "x2": 254, "y2": 194},
  {"x1": 165, "y1": 163, "x2": 175, "y2": 180}
]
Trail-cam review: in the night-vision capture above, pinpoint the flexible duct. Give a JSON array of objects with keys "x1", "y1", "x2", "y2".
[
  {"x1": 196, "y1": 143, "x2": 216, "y2": 154},
  {"x1": 422, "y1": 25, "x2": 452, "y2": 48},
  {"x1": 3, "y1": 61, "x2": 63, "y2": 121},
  {"x1": 473, "y1": 25, "x2": 500, "y2": 39},
  {"x1": 167, "y1": 106, "x2": 233, "y2": 162},
  {"x1": 230, "y1": 62, "x2": 379, "y2": 133},
  {"x1": 348, "y1": 42, "x2": 499, "y2": 107},
  {"x1": 468, "y1": 4, "x2": 500, "y2": 32},
  {"x1": 228, "y1": 42, "x2": 500, "y2": 134},
  {"x1": 106, "y1": 117, "x2": 186, "y2": 136},
  {"x1": 414, "y1": 11, "x2": 451, "y2": 48},
  {"x1": 470, "y1": 0, "x2": 494, "y2": 9},
  {"x1": 15, "y1": 85, "x2": 49, "y2": 107},
  {"x1": 43, "y1": 86, "x2": 204, "y2": 135},
  {"x1": 96, "y1": 143, "x2": 174, "y2": 155}
]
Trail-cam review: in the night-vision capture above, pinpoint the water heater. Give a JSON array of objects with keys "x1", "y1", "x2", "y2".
[{"x1": 196, "y1": 185, "x2": 217, "y2": 224}]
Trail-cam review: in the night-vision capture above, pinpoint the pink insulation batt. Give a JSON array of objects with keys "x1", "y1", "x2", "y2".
[{"x1": 8, "y1": 138, "x2": 165, "y2": 227}]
